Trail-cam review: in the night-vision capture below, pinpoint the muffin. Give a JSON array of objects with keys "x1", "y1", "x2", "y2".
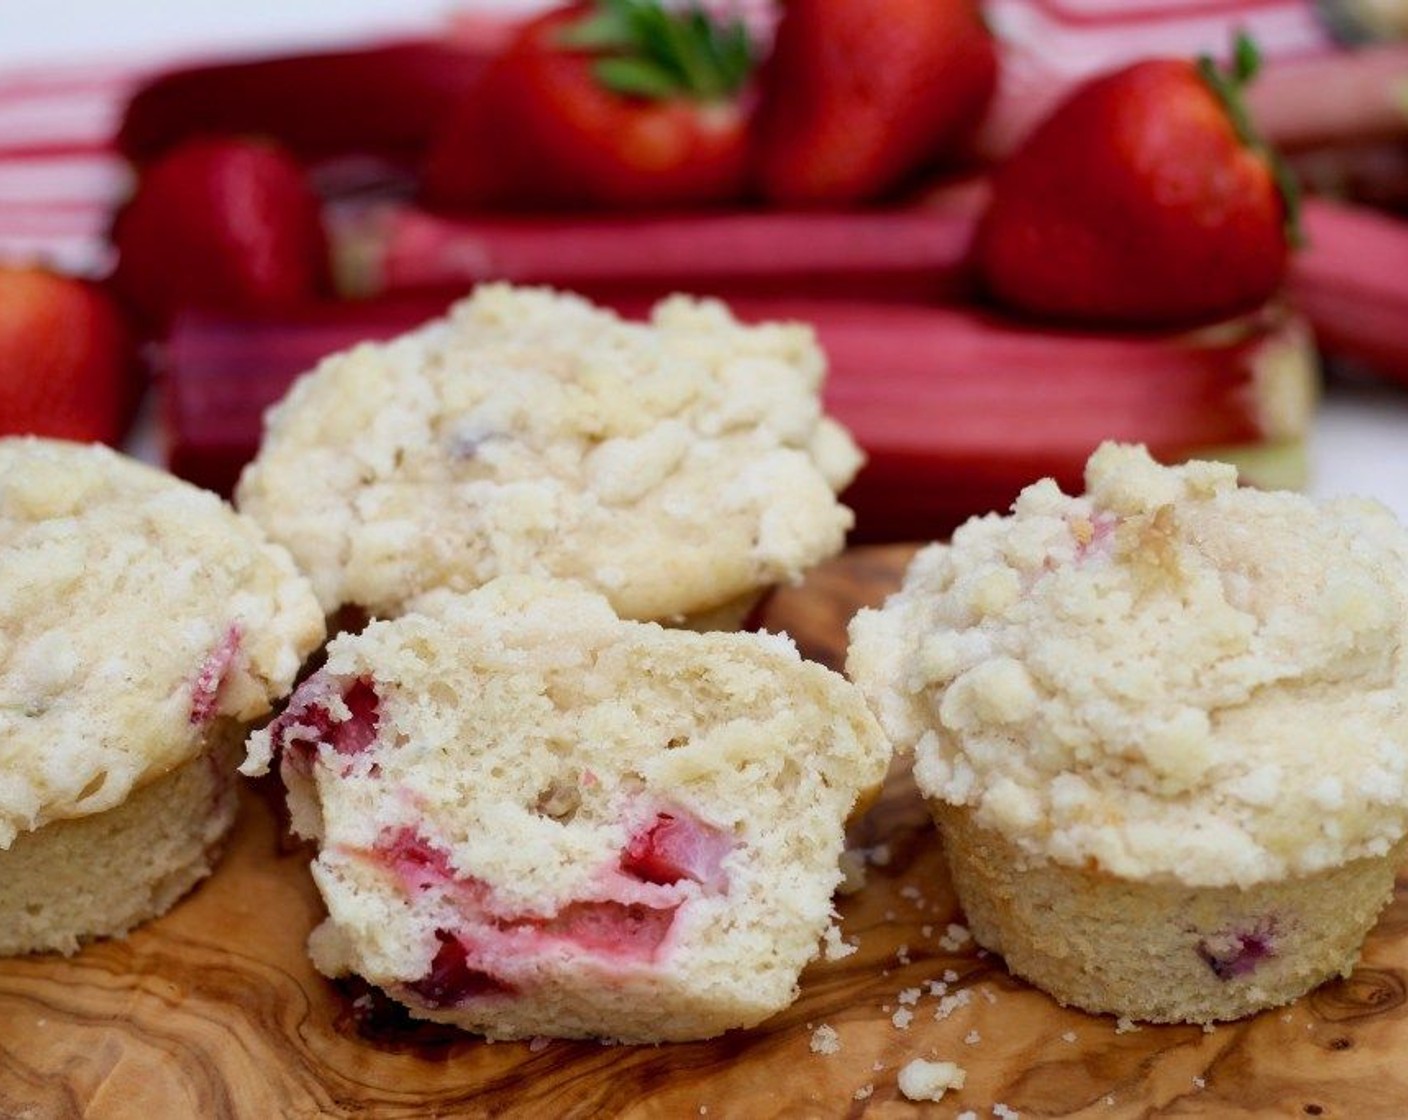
[
  {"x1": 242, "y1": 576, "x2": 890, "y2": 1042},
  {"x1": 847, "y1": 442, "x2": 1408, "y2": 1023},
  {"x1": 235, "y1": 283, "x2": 863, "y2": 629},
  {"x1": 0, "y1": 437, "x2": 326, "y2": 955}
]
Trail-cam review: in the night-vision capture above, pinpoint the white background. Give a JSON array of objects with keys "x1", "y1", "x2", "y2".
[{"x1": 0, "y1": 2, "x2": 478, "y2": 64}]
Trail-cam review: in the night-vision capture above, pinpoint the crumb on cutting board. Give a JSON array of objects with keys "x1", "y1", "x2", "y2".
[
  {"x1": 935, "y1": 988, "x2": 974, "y2": 1021},
  {"x1": 897, "y1": 1058, "x2": 966, "y2": 1102},
  {"x1": 938, "y1": 923, "x2": 972, "y2": 952},
  {"x1": 821, "y1": 923, "x2": 857, "y2": 961}
]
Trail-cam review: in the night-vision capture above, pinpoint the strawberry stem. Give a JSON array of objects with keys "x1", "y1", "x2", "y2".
[
  {"x1": 1232, "y1": 32, "x2": 1261, "y2": 84},
  {"x1": 1197, "y1": 32, "x2": 1305, "y2": 249},
  {"x1": 557, "y1": 0, "x2": 754, "y2": 102}
]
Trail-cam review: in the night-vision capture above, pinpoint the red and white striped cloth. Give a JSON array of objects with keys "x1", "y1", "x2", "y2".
[
  {"x1": 0, "y1": 59, "x2": 145, "y2": 274},
  {"x1": 0, "y1": 0, "x2": 1382, "y2": 277},
  {"x1": 0, "y1": 0, "x2": 509, "y2": 275}
]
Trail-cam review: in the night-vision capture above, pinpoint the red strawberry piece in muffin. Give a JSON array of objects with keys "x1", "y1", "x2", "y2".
[{"x1": 243, "y1": 575, "x2": 889, "y2": 1041}]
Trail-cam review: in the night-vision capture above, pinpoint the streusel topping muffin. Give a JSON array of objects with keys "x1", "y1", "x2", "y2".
[
  {"x1": 848, "y1": 442, "x2": 1408, "y2": 1022},
  {"x1": 0, "y1": 437, "x2": 325, "y2": 954},
  {"x1": 235, "y1": 284, "x2": 862, "y2": 627}
]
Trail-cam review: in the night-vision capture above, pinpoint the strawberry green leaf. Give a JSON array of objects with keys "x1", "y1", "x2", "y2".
[
  {"x1": 698, "y1": 11, "x2": 753, "y2": 93},
  {"x1": 1232, "y1": 31, "x2": 1261, "y2": 83},
  {"x1": 1269, "y1": 153, "x2": 1306, "y2": 250},
  {"x1": 557, "y1": 10, "x2": 635, "y2": 51},
  {"x1": 561, "y1": 0, "x2": 754, "y2": 102},
  {"x1": 1197, "y1": 32, "x2": 1304, "y2": 249},
  {"x1": 594, "y1": 56, "x2": 686, "y2": 99}
]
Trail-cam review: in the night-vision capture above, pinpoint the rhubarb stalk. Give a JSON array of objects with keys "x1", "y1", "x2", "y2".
[
  {"x1": 1290, "y1": 198, "x2": 1408, "y2": 384},
  {"x1": 661, "y1": 296, "x2": 1315, "y2": 540},
  {"x1": 118, "y1": 41, "x2": 492, "y2": 167},
  {"x1": 335, "y1": 192, "x2": 1408, "y2": 391},
  {"x1": 161, "y1": 295, "x2": 1316, "y2": 541},
  {"x1": 330, "y1": 204, "x2": 978, "y2": 302}
]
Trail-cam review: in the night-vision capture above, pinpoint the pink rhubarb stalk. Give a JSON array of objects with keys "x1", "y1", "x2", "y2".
[
  {"x1": 1290, "y1": 197, "x2": 1408, "y2": 384},
  {"x1": 331, "y1": 203, "x2": 977, "y2": 302},
  {"x1": 118, "y1": 41, "x2": 493, "y2": 168},
  {"x1": 161, "y1": 293, "x2": 1315, "y2": 541},
  {"x1": 718, "y1": 296, "x2": 1317, "y2": 540}
]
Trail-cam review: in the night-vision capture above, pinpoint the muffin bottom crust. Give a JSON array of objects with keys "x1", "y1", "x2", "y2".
[
  {"x1": 0, "y1": 734, "x2": 241, "y2": 956},
  {"x1": 934, "y1": 803, "x2": 1406, "y2": 1023}
]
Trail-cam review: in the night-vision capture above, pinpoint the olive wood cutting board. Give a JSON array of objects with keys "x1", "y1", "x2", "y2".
[{"x1": 2, "y1": 545, "x2": 1406, "y2": 1118}]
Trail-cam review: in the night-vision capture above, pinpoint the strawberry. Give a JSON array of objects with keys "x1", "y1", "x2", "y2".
[
  {"x1": 620, "y1": 808, "x2": 734, "y2": 890},
  {"x1": 751, "y1": 0, "x2": 996, "y2": 206},
  {"x1": 110, "y1": 137, "x2": 329, "y2": 330},
  {"x1": 0, "y1": 265, "x2": 140, "y2": 445},
  {"x1": 541, "y1": 900, "x2": 677, "y2": 957},
  {"x1": 422, "y1": 0, "x2": 756, "y2": 211},
  {"x1": 188, "y1": 624, "x2": 244, "y2": 725},
  {"x1": 975, "y1": 36, "x2": 1299, "y2": 327},
  {"x1": 267, "y1": 675, "x2": 381, "y2": 776},
  {"x1": 406, "y1": 931, "x2": 514, "y2": 1006}
]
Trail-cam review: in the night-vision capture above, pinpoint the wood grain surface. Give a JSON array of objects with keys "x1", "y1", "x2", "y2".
[{"x1": 2, "y1": 545, "x2": 1407, "y2": 1119}]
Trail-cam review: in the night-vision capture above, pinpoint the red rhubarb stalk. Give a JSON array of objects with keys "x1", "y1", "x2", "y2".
[
  {"x1": 118, "y1": 41, "x2": 493, "y2": 168},
  {"x1": 1244, "y1": 44, "x2": 1408, "y2": 154},
  {"x1": 1289, "y1": 198, "x2": 1408, "y2": 384},
  {"x1": 335, "y1": 184, "x2": 1408, "y2": 375},
  {"x1": 331, "y1": 204, "x2": 978, "y2": 302},
  {"x1": 161, "y1": 294, "x2": 451, "y2": 495},
  {"x1": 610, "y1": 295, "x2": 1315, "y2": 539},
  {"x1": 161, "y1": 294, "x2": 1315, "y2": 541}
]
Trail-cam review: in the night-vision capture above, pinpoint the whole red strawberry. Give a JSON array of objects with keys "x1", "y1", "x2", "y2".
[
  {"x1": 752, "y1": 0, "x2": 996, "y2": 206},
  {"x1": 0, "y1": 265, "x2": 140, "y2": 445},
  {"x1": 111, "y1": 137, "x2": 329, "y2": 329},
  {"x1": 422, "y1": 0, "x2": 756, "y2": 211},
  {"x1": 975, "y1": 37, "x2": 1297, "y2": 326}
]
